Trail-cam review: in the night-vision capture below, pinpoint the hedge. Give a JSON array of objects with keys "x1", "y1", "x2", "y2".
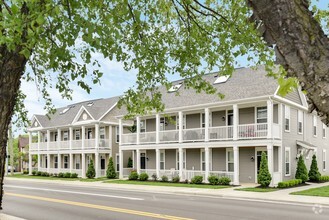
[
  {"x1": 191, "y1": 175, "x2": 203, "y2": 184},
  {"x1": 277, "y1": 179, "x2": 303, "y2": 188},
  {"x1": 319, "y1": 175, "x2": 329, "y2": 182}
]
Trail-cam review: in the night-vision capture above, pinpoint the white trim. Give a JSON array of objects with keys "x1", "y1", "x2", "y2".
[
  {"x1": 200, "y1": 149, "x2": 205, "y2": 171},
  {"x1": 297, "y1": 87, "x2": 308, "y2": 108},
  {"x1": 273, "y1": 95, "x2": 308, "y2": 111},
  {"x1": 31, "y1": 115, "x2": 43, "y2": 128},
  {"x1": 226, "y1": 148, "x2": 234, "y2": 172},
  {"x1": 285, "y1": 147, "x2": 291, "y2": 177},
  {"x1": 297, "y1": 110, "x2": 303, "y2": 135},
  {"x1": 176, "y1": 149, "x2": 186, "y2": 170},
  {"x1": 284, "y1": 105, "x2": 290, "y2": 132},
  {"x1": 160, "y1": 150, "x2": 165, "y2": 170},
  {"x1": 71, "y1": 106, "x2": 95, "y2": 124},
  {"x1": 98, "y1": 102, "x2": 118, "y2": 121},
  {"x1": 323, "y1": 123, "x2": 327, "y2": 139}
]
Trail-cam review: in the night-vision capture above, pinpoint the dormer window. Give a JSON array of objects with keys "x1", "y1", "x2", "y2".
[
  {"x1": 168, "y1": 83, "x2": 182, "y2": 92},
  {"x1": 60, "y1": 107, "x2": 70, "y2": 114},
  {"x1": 214, "y1": 75, "x2": 230, "y2": 84}
]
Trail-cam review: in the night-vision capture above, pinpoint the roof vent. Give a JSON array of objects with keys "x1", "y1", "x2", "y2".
[
  {"x1": 214, "y1": 75, "x2": 230, "y2": 84},
  {"x1": 60, "y1": 107, "x2": 70, "y2": 115},
  {"x1": 87, "y1": 102, "x2": 94, "y2": 107},
  {"x1": 168, "y1": 83, "x2": 183, "y2": 93}
]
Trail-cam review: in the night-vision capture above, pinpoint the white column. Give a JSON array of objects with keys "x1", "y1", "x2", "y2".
[
  {"x1": 179, "y1": 148, "x2": 183, "y2": 180},
  {"x1": 69, "y1": 127, "x2": 73, "y2": 150},
  {"x1": 95, "y1": 152, "x2": 100, "y2": 178},
  {"x1": 267, "y1": 100, "x2": 273, "y2": 139},
  {"x1": 58, "y1": 153, "x2": 61, "y2": 173},
  {"x1": 278, "y1": 145, "x2": 283, "y2": 182},
  {"x1": 119, "y1": 119, "x2": 123, "y2": 146},
  {"x1": 136, "y1": 117, "x2": 140, "y2": 145},
  {"x1": 47, "y1": 130, "x2": 50, "y2": 151},
  {"x1": 69, "y1": 153, "x2": 73, "y2": 173},
  {"x1": 119, "y1": 150, "x2": 123, "y2": 179},
  {"x1": 37, "y1": 131, "x2": 41, "y2": 151},
  {"x1": 37, "y1": 154, "x2": 41, "y2": 171},
  {"x1": 156, "y1": 114, "x2": 160, "y2": 144},
  {"x1": 205, "y1": 108, "x2": 209, "y2": 142},
  {"x1": 109, "y1": 126, "x2": 113, "y2": 149},
  {"x1": 136, "y1": 149, "x2": 140, "y2": 174},
  {"x1": 132, "y1": 150, "x2": 135, "y2": 169},
  {"x1": 205, "y1": 147, "x2": 210, "y2": 182},
  {"x1": 233, "y1": 105, "x2": 239, "y2": 140},
  {"x1": 179, "y1": 111, "x2": 183, "y2": 143},
  {"x1": 278, "y1": 103, "x2": 283, "y2": 139},
  {"x1": 156, "y1": 149, "x2": 160, "y2": 178},
  {"x1": 47, "y1": 154, "x2": 50, "y2": 173},
  {"x1": 29, "y1": 154, "x2": 32, "y2": 175},
  {"x1": 233, "y1": 146, "x2": 239, "y2": 185},
  {"x1": 267, "y1": 144, "x2": 274, "y2": 186},
  {"x1": 81, "y1": 126, "x2": 85, "y2": 150},
  {"x1": 82, "y1": 153, "x2": 86, "y2": 178},
  {"x1": 95, "y1": 124, "x2": 100, "y2": 149}
]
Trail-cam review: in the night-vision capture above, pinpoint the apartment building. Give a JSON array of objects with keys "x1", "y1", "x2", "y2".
[{"x1": 28, "y1": 66, "x2": 329, "y2": 186}]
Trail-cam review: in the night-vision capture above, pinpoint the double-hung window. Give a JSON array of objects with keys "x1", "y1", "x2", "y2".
[
  {"x1": 298, "y1": 110, "x2": 303, "y2": 134},
  {"x1": 313, "y1": 115, "x2": 317, "y2": 137},
  {"x1": 285, "y1": 148, "x2": 291, "y2": 176},
  {"x1": 116, "y1": 154, "x2": 120, "y2": 171},
  {"x1": 63, "y1": 131, "x2": 68, "y2": 141},
  {"x1": 64, "y1": 155, "x2": 69, "y2": 169},
  {"x1": 201, "y1": 113, "x2": 206, "y2": 128},
  {"x1": 176, "y1": 149, "x2": 186, "y2": 170},
  {"x1": 75, "y1": 130, "x2": 80, "y2": 140},
  {"x1": 323, "y1": 124, "x2": 326, "y2": 139},
  {"x1": 227, "y1": 150, "x2": 234, "y2": 172},
  {"x1": 100, "y1": 127, "x2": 105, "y2": 139},
  {"x1": 285, "y1": 105, "x2": 290, "y2": 132},
  {"x1": 160, "y1": 150, "x2": 165, "y2": 170},
  {"x1": 201, "y1": 149, "x2": 205, "y2": 171},
  {"x1": 115, "y1": 126, "x2": 119, "y2": 143},
  {"x1": 54, "y1": 156, "x2": 58, "y2": 169},
  {"x1": 323, "y1": 150, "x2": 326, "y2": 171}
]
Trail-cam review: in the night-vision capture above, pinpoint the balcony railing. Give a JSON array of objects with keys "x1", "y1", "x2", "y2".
[
  {"x1": 121, "y1": 123, "x2": 278, "y2": 146},
  {"x1": 29, "y1": 139, "x2": 110, "y2": 151},
  {"x1": 72, "y1": 140, "x2": 82, "y2": 150},
  {"x1": 48, "y1": 141, "x2": 57, "y2": 150},
  {"x1": 59, "y1": 141, "x2": 70, "y2": 150},
  {"x1": 30, "y1": 143, "x2": 38, "y2": 151}
]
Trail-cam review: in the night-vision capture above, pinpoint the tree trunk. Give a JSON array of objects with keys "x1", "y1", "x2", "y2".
[
  {"x1": 0, "y1": 45, "x2": 26, "y2": 209},
  {"x1": 249, "y1": 0, "x2": 329, "y2": 124}
]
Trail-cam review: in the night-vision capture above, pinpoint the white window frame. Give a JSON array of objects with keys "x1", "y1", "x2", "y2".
[
  {"x1": 284, "y1": 105, "x2": 290, "y2": 132},
  {"x1": 313, "y1": 115, "x2": 317, "y2": 137},
  {"x1": 54, "y1": 155, "x2": 58, "y2": 169},
  {"x1": 298, "y1": 110, "x2": 303, "y2": 134},
  {"x1": 323, "y1": 150, "x2": 326, "y2": 171},
  {"x1": 256, "y1": 106, "x2": 267, "y2": 124},
  {"x1": 285, "y1": 147, "x2": 291, "y2": 176},
  {"x1": 176, "y1": 149, "x2": 186, "y2": 170},
  {"x1": 115, "y1": 126, "x2": 119, "y2": 143},
  {"x1": 116, "y1": 153, "x2": 120, "y2": 171},
  {"x1": 100, "y1": 127, "x2": 105, "y2": 139},
  {"x1": 323, "y1": 124, "x2": 326, "y2": 139},
  {"x1": 75, "y1": 155, "x2": 80, "y2": 169},
  {"x1": 160, "y1": 150, "x2": 165, "y2": 170},
  {"x1": 160, "y1": 117, "x2": 166, "y2": 131},
  {"x1": 200, "y1": 113, "x2": 205, "y2": 128},
  {"x1": 75, "y1": 130, "x2": 80, "y2": 140},
  {"x1": 64, "y1": 155, "x2": 69, "y2": 169},
  {"x1": 226, "y1": 149, "x2": 234, "y2": 172},
  {"x1": 200, "y1": 149, "x2": 205, "y2": 171},
  {"x1": 140, "y1": 120, "x2": 146, "y2": 133},
  {"x1": 63, "y1": 131, "x2": 68, "y2": 141},
  {"x1": 176, "y1": 115, "x2": 186, "y2": 130}
]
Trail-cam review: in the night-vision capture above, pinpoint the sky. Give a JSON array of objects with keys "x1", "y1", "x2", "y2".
[{"x1": 19, "y1": 1, "x2": 328, "y2": 135}]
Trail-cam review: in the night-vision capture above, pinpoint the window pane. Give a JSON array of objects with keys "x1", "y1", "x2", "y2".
[
  {"x1": 228, "y1": 163, "x2": 234, "y2": 172},
  {"x1": 160, "y1": 162, "x2": 165, "y2": 170},
  {"x1": 285, "y1": 163, "x2": 290, "y2": 175}
]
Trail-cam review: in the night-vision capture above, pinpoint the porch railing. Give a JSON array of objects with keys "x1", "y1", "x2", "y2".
[
  {"x1": 48, "y1": 141, "x2": 57, "y2": 150},
  {"x1": 59, "y1": 141, "x2": 70, "y2": 150},
  {"x1": 140, "y1": 169, "x2": 157, "y2": 178},
  {"x1": 209, "y1": 126, "x2": 233, "y2": 141},
  {"x1": 84, "y1": 139, "x2": 95, "y2": 149},
  {"x1": 159, "y1": 130, "x2": 179, "y2": 143},
  {"x1": 72, "y1": 140, "x2": 82, "y2": 150},
  {"x1": 30, "y1": 143, "x2": 38, "y2": 151},
  {"x1": 183, "y1": 128, "x2": 205, "y2": 142},
  {"x1": 123, "y1": 168, "x2": 134, "y2": 178},
  {"x1": 121, "y1": 133, "x2": 137, "y2": 145},
  {"x1": 139, "y1": 132, "x2": 156, "y2": 144},
  {"x1": 209, "y1": 171, "x2": 234, "y2": 183},
  {"x1": 159, "y1": 169, "x2": 179, "y2": 180},
  {"x1": 238, "y1": 123, "x2": 267, "y2": 139},
  {"x1": 72, "y1": 169, "x2": 82, "y2": 177}
]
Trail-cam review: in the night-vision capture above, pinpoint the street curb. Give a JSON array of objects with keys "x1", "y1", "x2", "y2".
[{"x1": 0, "y1": 213, "x2": 25, "y2": 220}]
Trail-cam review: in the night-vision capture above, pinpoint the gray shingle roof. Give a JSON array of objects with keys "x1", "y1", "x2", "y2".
[{"x1": 32, "y1": 66, "x2": 278, "y2": 127}]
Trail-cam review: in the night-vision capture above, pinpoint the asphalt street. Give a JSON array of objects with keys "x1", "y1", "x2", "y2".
[{"x1": 1, "y1": 179, "x2": 329, "y2": 220}]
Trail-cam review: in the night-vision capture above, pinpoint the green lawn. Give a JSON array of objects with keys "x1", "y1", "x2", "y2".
[
  {"x1": 291, "y1": 186, "x2": 329, "y2": 197},
  {"x1": 104, "y1": 180, "x2": 230, "y2": 189},
  {"x1": 235, "y1": 187, "x2": 279, "y2": 193},
  {"x1": 6, "y1": 174, "x2": 107, "y2": 182}
]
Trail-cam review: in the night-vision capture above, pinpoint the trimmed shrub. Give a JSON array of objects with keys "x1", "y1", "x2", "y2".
[
  {"x1": 191, "y1": 175, "x2": 203, "y2": 184},
  {"x1": 41, "y1": 172, "x2": 48, "y2": 176},
  {"x1": 37, "y1": 171, "x2": 42, "y2": 176},
  {"x1": 86, "y1": 160, "x2": 96, "y2": 179},
  {"x1": 71, "y1": 173, "x2": 78, "y2": 178},
  {"x1": 151, "y1": 174, "x2": 157, "y2": 181},
  {"x1": 32, "y1": 170, "x2": 37, "y2": 176},
  {"x1": 127, "y1": 157, "x2": 133, "y2": 168},
  {"x1": 53, "y1": 173, "x2": 58, "y2": 177},
  {"x1": 106, "y1": 157, "x2": 117, "y2": 179},
  {"x1": 309, "y1": 155, "x2": 321, "y2": 182},
  {"x1": 258, "y1": 152, "x2": 272, "y2": 187},
  {"x1": 58, "y1": 172, "x2": 64, "y2": 178},
  {"x1": 128, "y1": 171, "x2": 139, "y2": 180},
  {"x1": 295, "y1": 156, "x2": 308, "y2": 183},
  {"x1": 219, "y1": 177, "x2": 231, "y2": 185},
  {"x1": 23, "y1": 170, "x2": 29, "y2": 175},
  {"x1": 161, "y1": 175, "x2": 169, "y2": 182},
  {"x1": 208, "y1": 175, "x2": 219, "y2": 185},
  {"x1": 172, "y1": 176, "x2": 180, "y2": 183},
  {"x1": 49, "y1": 173, "x2": 53, "y2": 177},
  {"x1": 139, "y1": 173, "x2": 149, "y2": 181},
  {"x1": 319, "y1": 176, "x2": 329, "y2": 182},
  {"x1": 278, "y1": 179, "x2": 303, "y2": 188},
  {"x1": 64, "y1": 172, "x2": 71, "y2": 178}
]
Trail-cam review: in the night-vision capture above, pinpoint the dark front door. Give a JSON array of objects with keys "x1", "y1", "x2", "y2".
[
  {"x1": 101, "y1": 158, "x2": 106, "y2": 169},
  {"x1": 140, "y1": 153, "x2": 146, "y2": 169},
  {"x1": 257, "y1": 151, "x2": 267, "y2": 174}
]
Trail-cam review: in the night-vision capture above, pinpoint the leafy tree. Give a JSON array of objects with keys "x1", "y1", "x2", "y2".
[
  {"x1": 0, "y1": 0, "x2": 328, "y2": 209},
  {"x1": 106, "y1": 157, "x2": 116, "y2": 179},
  {"x1": 127, "y1": 157, "x2": 133, "y2": 168},
  {"x1": 295, "y1": 156, "x2": 308, "y2": 183},
  {"x1": 257, "y1": 152, "x2": 272, "y2": 187},
  {"x1": 86, "y1": 160, "x2": 96, "y2": 179},
  {"x1": 309, "y1": 154, "x2": 321, "y2": 182}
]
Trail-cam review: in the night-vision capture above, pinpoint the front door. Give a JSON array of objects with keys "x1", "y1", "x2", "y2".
[
  {"x1": 140, "y1": 153, "x2": 146, "y2": 169},
  {"x1": 101, "y1": 158, "x2": 106, "y2": 170},
  {"x1": 256, "y1": 150, "x2": 267, "y2": 174}
]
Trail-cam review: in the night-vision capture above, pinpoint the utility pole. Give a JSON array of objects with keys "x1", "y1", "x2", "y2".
[{"x1": 8, "y1": 123, "x2": 14, "y2": 176}]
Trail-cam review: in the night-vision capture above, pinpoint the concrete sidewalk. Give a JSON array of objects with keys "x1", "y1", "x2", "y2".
[
  {"x1": 0, "y1": 213, "x2": 25, "y2": 220},
  {"x1": 5, "y1": 177, "x2": 329, "y2": 206}
]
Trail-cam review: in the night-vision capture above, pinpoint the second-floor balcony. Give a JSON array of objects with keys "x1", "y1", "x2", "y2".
[
  {"x1": 121, "y1": 122, "x2": 281, "y2": 146},
  {"x1": 30, "y1": 139, "x2": 110, "y2": 151}
]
